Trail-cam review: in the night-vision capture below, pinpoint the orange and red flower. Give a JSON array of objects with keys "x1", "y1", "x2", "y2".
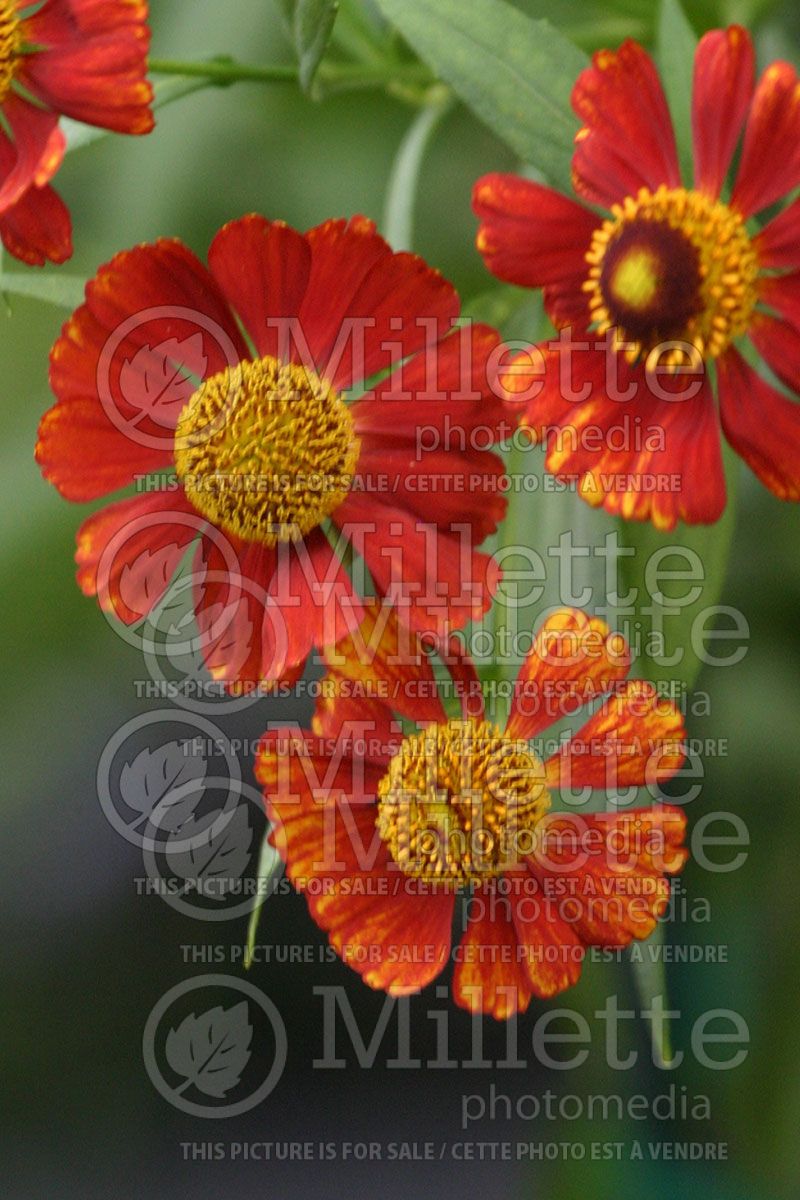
[
  {"x1": 0, "y1": 0, "x2": 152, "y2": 265},
  {"x1": 256, "y1": 605, "x2": 688, "y2": 1018},
  {"x1": 474, "y1": 26, "x2": 800, "y2": 529},
  {"x1": 36, "y1": 214, "x2": 511, "y2": 689}
]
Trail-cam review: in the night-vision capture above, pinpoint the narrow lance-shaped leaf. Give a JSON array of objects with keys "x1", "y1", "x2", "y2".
[
  {"x1": 613, "y1": 446, "x2": 739, "y2": 692},
  {"x1": 657, "y1": 0, "x2": 698, "y2": 185},
  {"x1": 277, "y1": 0, "x2": 340, "y2": 92},
  {"x1": 373, "y1": 0, "x2": 587, "y2": 192}
]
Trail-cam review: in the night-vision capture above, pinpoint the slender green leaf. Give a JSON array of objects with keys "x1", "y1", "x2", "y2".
[
  {"x1": 382, "y1": 89, "x2": 452, "y2": 250},
  {"x1": 0, "y1": 272, "x2": 85, "y2": 308},
  {"x1": 657, "y1": 0, "x2": 698, "y2": 186},
  {"x1": 244, "y1": 834, "x2": 283, "y2": 969},
  {"x1": 512, "y1": 0, "x2": 654, "y2": 50},
  {"x1": 616, "y1": 444, "x2": 737, "y2": 1067},
  {"x1": 614, "y1": 446, "x2": 738, "y2": 691},
  {"x1": 373, "y1": 0, "x2": 587, "y2": 191},
  {"x1": 277, "y1": 0, "x2": 340, "y2": 92},
  {"x1": 631, "y1": 925, "x2": 674, "y2": 1068}
]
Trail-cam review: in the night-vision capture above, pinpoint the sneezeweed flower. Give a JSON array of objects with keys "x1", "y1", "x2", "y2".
[
  {"x1": 36, "y1": 214, "x2": 511, "y2": 689},
  {"x1": 474, "y1": 26, "x2": 800, "y2": 529},
  {"x1": 0, "y1": 0, "x2": 153, "y2": 265},
  {"x1": 256, "y1": 605, "x2": 688, "y2": 1018}
]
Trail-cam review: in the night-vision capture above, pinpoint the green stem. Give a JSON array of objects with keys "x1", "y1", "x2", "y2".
[
  {"x1": 149, "y1": 57, "x2": 298, "y2": 84},
  {"x1": 148, "y1": 56, "x2": 433, "y2": 94}
]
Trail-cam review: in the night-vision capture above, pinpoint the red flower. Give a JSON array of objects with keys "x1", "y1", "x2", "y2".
[
  {"x1": 36, "y1": 215, "x2": 511, "y2": 689},
  {"x1": 256, "y1": 605, "x2": 688, "y2": 1018},
  {"x1": 0, "y1": 0, "x2": 153, "y2": 265},
  {"x1": 474, "y1": 26, "x2": 800, "y2": 529}
]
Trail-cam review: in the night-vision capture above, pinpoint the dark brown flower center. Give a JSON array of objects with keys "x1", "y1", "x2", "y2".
[{"x1": 584, "y1": 186, "x2": 759, "y2": 366}]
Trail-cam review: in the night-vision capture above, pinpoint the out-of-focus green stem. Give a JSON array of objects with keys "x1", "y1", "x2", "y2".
[{"x1": 148, "y1": 56, "x2": 433, "y2": 93}]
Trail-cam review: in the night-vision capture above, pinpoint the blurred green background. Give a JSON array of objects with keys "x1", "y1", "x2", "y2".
[{"x1": 2, "y1": 1, "x2": 799, "y2": 1196}]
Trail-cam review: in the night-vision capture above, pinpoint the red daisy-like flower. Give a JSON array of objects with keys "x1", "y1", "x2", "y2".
[
  {"x1": 0, "y1": 0, "x2": 153, "y2": 265},
  {"x1": 473, "y1": 26, "x2": 800, "y2": 529},
  {"x1": 256, "y1": 604, "x2": 688, "y2": 1018},
  {"x1": 36, "y1": 215, "x2": 511, "y2": 689}
]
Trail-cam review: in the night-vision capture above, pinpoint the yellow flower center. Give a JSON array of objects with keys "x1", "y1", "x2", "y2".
[
  {"x1": 376, "y1": 718, "x2": 551, "y2": 886},
  {"x1": 583, "y1": 185, "x2": 759, "y2": 366},
  {"x1": 174, "y1": 357, "x2": 360, "y2": 545},
  {"x1": 0, "y1": 0, "x2": 21, "y2": 102}
]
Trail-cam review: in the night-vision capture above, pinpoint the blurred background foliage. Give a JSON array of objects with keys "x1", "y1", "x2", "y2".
[{"x1": 2, "y1": 0, "x2": 799, "y2": 1196}]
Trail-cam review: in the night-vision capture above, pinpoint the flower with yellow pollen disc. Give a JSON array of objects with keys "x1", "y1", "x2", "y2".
[
  {"x1": 174, "y1": 356, "x2": 360, "y2": 546},
  {"x1": 583, "y1": 184, "x2": 759, "y2": 368},
  {"x1": 376, "y1": 718, "x2": 551, "y2": 886},
  {"x1": 0, "y1": 0, "x2": 22, "y2": 102}
]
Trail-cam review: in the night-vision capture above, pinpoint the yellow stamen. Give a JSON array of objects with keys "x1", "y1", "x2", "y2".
[
  {"x1": 376, "y1": 719, "x2": 551, "y2": 886},
  {"x1": 0, "y1": 0, "x2": 21, "y2": 103},
  {"x1": 174, "y1": 356, "x2": 360, "y2": 545},
  {"x1": 583, "y1": 185, "x2": 759, "y2": 368}
]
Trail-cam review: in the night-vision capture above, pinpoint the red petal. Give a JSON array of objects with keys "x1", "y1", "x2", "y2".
[
  {"x1": 531, "y1": 808, "x2": 688, "y2": 947},
  {"x1": 267, "y1": 528, "x2": 366, "y2": 667},
  {"x1": 717, "y1": 346, "x2": 800, "y2": 501},
  {"x1": 321, "y1": 871, "x2": 455, "y2": 997},
  {"x1": 543, "y1": 275, "x2": 594, "y2": 331},
  {"x1": 257, "y1": 756, "x2": 456, "y2": 996},
  {"x1": 312, "y1": 670, "x2": 402, "y2": 765},
  {"x1": 692, "y1": 26, "x2": 754, "y2": 197},
  {"x1": 36, "y1": 396, "x2": 172, "y2": 501},
  {"x1": 47, "y1": 240, "x2": 249, "y2": 483},
  {"x1": 732, "y1": 61, "x2": 800, "y2": 216},
  {"x1": 747, "y1": 311, "x2": 800, "y2": 396},
  {"x1": 571, "y1": 41, "x2": 680, "y2": 207},
  {"x1": 0, "y1": 96, "x2": 61, "y2": 211},
  {"x1": 759, "y1": 272, "x2": 800, "y2": 327},
  {"x1": 256, "y1": 726, "x2": 384, "y2": 807},
  {"x1": 321, "y1": 600, "x2": 446, "y2": 726},
  {"x1": 0, "y1": 180, "x2": 72, "y2": 266},
  {"x1": 194, "y1": 534, "x2": 280, "y2": 690},
  {"x1": 21, "y1": 0, "x2": 153, "y2": 134},
  {"x1": 509, "y1": 871, "x2": 585, "y2": 998},
  {"x1": 354, "y1": 444, "x2": 507, "y2": 545},
  {"x1": 207, "y1": 215, "x2": 311, "y2": 358},
  {"x1": 75, "y1": 489, "x2": 198, "y2": 623},
  {"x1": 299, "y1": 215, "x2": 458, "y2": 391},
  {"x1": 506, "y1": 608, "x2": 631, "y2": 743},
  {"x1": 525, "y1": 349, "x2": 726, "y2": 530},
  {"x1": 754, "y1": 197, "x2": 800, "y2": 268},
  {"x1": 452, "y1": 887, "x2": 532, "y2": 1018},
  {"x1": 195, "y1": 528, "x2": 364, "y2": 689},
  {"x1": 352, "y1": 322, "x2": 514, "y2": 447},
  {"x1": 545, "y1": 680, "x2": 686, "y2": 792},
  {"x1": 335, "y1": 493, "x2": 500, "y2": 635},
  {"x1": 472, "y1": 173, "x2": 597, "y2": 288}
]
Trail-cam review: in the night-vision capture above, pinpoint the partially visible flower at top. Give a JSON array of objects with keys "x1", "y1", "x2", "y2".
[
  {"x1": 36, "y1": 214, "x2": 511, "y2": 690},
  {"x1": 257, "y1": 604, "x2": 688, "y2": 1018},
  {"x1": 474, "y1": 26, "x2": 800, "y2": 530},
  {"x1": 0, "y1": 0, "x2": 153, "y2": 266}
]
